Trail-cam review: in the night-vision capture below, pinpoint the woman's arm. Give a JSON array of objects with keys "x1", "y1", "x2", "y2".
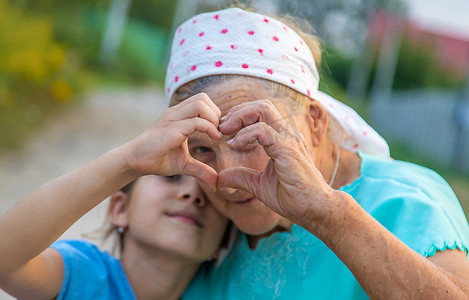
[
  {"x1": 0, "y1": 93, "x2": 221, "y2": 299},
  {"x1": 217, "y1": 99, "x2": 469, "y2": 299},
  {"x1": 311, "y1": 190, "x2": 469, "y2": 299}
]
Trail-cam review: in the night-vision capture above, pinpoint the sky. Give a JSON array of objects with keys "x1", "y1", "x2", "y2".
[{"x1": 407, "y1": 0, "x2": 469, "y2": 41}]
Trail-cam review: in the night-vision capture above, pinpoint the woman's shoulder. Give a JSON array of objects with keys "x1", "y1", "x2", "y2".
[
  {"x1": 351, "y1": 154, "x2": 469, "y2": 257},
  {"x1": 357, "y1": 153, "x2": 455, "y2": 199}
]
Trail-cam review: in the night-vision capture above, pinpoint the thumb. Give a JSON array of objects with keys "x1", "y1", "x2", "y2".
[
  {"x1": 218, "y1": 167, "x2": 261, "y2": 198},
  {"x1": 183, "y1": 158, "x2": 218, "y2": 190}
]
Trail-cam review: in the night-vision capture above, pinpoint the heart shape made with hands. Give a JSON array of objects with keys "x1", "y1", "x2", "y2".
[{"x1": 185, "y1": 98, "x2": 305, "y2": 202}]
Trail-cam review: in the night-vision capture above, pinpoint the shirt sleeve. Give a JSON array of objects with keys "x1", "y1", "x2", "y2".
[
  {"x1": 50, "y1": 240, "x2": 110, "y2": 300},
  {"x1": 355, "y1": 158, "x2": 469, "y2": 258}
]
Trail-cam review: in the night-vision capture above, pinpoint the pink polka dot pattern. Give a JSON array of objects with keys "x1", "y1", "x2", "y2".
[
  {"x1": 165, "y1": 8, "x2": 390, "y2": 158},
  {"x1": 166, "y1": 7, "x2": 319, "y2": 105}
]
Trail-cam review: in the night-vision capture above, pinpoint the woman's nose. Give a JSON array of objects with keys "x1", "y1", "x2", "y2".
[{"x1": 178, "y1": 177, "x2": 206, "y2": 207}]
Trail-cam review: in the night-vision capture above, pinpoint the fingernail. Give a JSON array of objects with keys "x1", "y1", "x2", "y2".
[
  {"x1": 227, "y1": 138, "x2": 235, "y2": 145},
  {"x1": 220, "y1": 115, "x2": 228, "y2": 121},
  {"x1": 219, "y1": 122, "x2": 225, "y2": 128}
]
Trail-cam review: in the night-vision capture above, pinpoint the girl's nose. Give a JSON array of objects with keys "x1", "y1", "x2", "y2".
[{"x1": 178, "y1": 176, "x2": 206, "y2": 207}]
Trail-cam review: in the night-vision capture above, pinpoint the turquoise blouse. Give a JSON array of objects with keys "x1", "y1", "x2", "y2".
[{"x1": 183, "y1": 154, "x2": 469, "y2": 299}]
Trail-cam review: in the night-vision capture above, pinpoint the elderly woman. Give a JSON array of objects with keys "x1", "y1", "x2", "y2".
[{"x1": 166, "y1": 7, "x2": 469, "y2": 299}]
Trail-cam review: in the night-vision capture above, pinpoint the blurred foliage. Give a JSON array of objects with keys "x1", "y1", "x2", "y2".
[
  {"x1": 0, "y1": 0, "x2": 79, "y2": 151},
  {"x1": 10, "y1": 0, "x2": 175, "y2": 83},
  {"x1": 278, "y1": 0, "x2": 405, "y2": 50},
  {"x1": 321, "y1": 46, "x2": 354, "y2": 94},
  {"x1": 128, "y1": 0, "x2": 177, "y2": 29},
  {"x1": 1, "y1": 0, "x2": 175, "y2": 152},
  {"x1": 321, "y1": 37, "x2": 466, "y2": 103},
  {"x1": 393, "y1": 38, "x2": 464, "y2": 90},
  {"x1": 114, "y1": 19, "x2": 168, "y2": 83}
]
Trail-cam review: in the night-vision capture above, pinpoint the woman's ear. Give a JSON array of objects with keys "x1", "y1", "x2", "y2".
[
  {"x1": 109, "y1": 191, "x2": 131, "y2": 229},
  {"x1": 307, "y1": 101, "x2": 328, "y2": 146}
]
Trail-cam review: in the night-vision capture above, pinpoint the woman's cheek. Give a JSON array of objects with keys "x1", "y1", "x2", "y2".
[{"x1": 206, "y1": 191, "x2": 231, "y2": 217}]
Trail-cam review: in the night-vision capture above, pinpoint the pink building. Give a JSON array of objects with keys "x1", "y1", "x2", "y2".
[{"x1": 369, "y1": 10, "x2": 469, "y2": 77}]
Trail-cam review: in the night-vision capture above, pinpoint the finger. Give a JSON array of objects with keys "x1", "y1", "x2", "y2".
[
  {"x1": 177, "y1": 117, "x2": 223, "y2": 141},
  {"x1": 173, "y1": 99, "x2": 221, "y2": 128},
  {"x1": 180, "y1": 93, "x2": 221, "y2": 119},
  {"x1": 228, "y1": 122, "x2": 302, "y2": 162},
  {"x1": 217, "y1": 167, "x2": 261, "y2": 198},
  {"x1": 227, "y1": 122, "x2": 278, "y2": 150},
  {"x1": 183, "y1": 158, "x2": 219, "y2": 191},
  {"x1": 219, "y1": 100, "x2": 289, "y2": 135}
]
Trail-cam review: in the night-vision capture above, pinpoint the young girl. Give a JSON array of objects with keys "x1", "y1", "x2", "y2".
[{"x1": 0, "y1": 93, "x2": 228, "y2": 299}]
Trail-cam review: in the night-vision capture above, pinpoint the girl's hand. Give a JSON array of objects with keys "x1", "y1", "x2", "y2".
[
  {"x1": 216, "y1": 99, "x2": 334, "y2": 226},
  {"x1": 124, "y1": 93, "x2": 222, "y2": 189}
]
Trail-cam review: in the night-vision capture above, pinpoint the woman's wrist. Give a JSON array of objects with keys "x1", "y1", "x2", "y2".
[{"x1": 300, "y1": 189, "x2": 358, "y2": 240}]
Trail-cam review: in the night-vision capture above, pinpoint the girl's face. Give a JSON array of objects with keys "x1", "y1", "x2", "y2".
[
  {"x1": 123, "y1": 175, "x2": 228, "y2": 262},
  {"x1": 186, "y1": 77, "x2": 312, "y2": 236}
]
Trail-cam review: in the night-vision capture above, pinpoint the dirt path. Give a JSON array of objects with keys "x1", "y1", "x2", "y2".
[{"x1": 0, "y1": 88, "x2": 166, "y2": 299}]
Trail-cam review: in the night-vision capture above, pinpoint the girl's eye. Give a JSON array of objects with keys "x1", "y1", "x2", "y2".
[{"x1": 164, "y1": 175, "x2": 183, "y2": 182}]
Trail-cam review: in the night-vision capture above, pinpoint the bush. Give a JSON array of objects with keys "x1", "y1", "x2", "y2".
[
  {"x1": 393, "y1": 38, "x2": 464, "y2": 90},
  {"x1": 0, "y1": 0, "x2": 78, "y2": 151}
]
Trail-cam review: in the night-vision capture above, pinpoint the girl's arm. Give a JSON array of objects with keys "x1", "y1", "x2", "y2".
[{"x1": 0, "y1": 93, "x2": 221, "y2": 299}]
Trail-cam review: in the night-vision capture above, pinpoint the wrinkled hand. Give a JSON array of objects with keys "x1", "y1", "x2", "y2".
[
  {"x1": 125, "y1": 93, "x2": 222, "y2": 188},
  {"x1": 217, "y1": 100, "x2": 334, "y2": 224}
]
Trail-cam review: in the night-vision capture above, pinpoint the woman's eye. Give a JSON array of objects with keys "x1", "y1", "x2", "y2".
[
  {"x1": 190, "y1": 146, "x2": 215, "y2": 163},
  {"x1": 193, "y1": 146, "x2": 210, "y2": 154}
]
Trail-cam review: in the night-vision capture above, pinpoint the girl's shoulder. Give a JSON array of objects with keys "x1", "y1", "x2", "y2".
[{"x1": 50, "y1": 239, "x2": 136, "y2": 300}]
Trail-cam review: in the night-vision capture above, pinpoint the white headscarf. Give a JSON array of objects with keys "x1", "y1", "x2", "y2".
[{"x1": 165, "y1": 7, "x2": 390, "y2": 158}]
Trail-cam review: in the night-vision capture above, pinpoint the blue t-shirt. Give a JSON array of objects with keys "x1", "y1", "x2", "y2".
[
  {"x1": 51, "y1": 240, "x2": 136, "y2": 300},
  {"x1": 183, "y1": 154, "x2": 469, "y2": 299}
]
